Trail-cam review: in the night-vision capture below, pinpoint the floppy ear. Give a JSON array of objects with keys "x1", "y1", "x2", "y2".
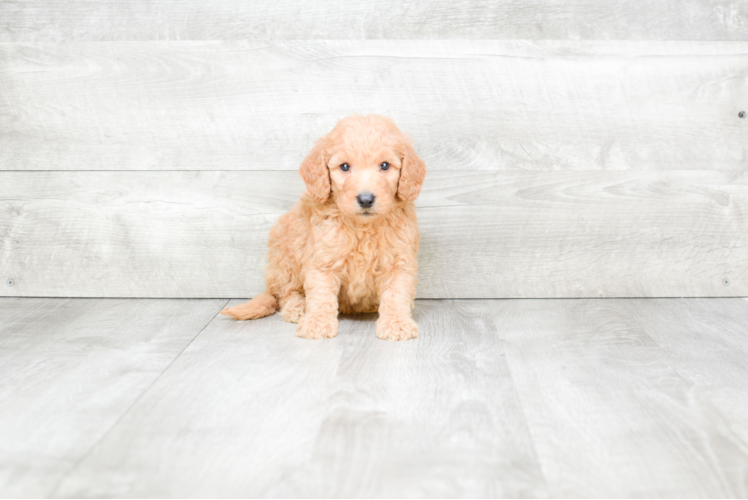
[
  {"x1": 298, "y1": 136, "x2": 331, "y2": 203},
  {"x1": 397, "y1": 142, "x2": 427, "y2": 202}
]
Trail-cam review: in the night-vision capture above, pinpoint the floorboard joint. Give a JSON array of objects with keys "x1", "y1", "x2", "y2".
[{"x1": 45, "y1": 299, "x2": 231, "y2": 498}]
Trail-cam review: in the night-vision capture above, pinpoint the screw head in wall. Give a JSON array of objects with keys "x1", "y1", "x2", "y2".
[
  {"x1": 6, "y1": 279, "x2": 14, "y2": 287},
  {"x1": 740, "y1": 111, "x2": 746, "y2": 118},
  {"x1": 723, "y1": 278, "x2": 731, "y2": 286}
]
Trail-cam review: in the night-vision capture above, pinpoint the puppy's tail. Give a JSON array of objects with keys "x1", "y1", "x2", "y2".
[{"x1": 221, "y1": 292, "x2": 278, "y2": 320}]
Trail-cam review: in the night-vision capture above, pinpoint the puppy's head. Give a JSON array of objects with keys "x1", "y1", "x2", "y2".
[{"x1": 299, "y1": 114, "x2": 426, "y2": 221}]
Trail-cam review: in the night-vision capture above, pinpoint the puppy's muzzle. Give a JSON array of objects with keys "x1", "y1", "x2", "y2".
[{"x1": 356, "y1": 192, "x2": 375, "y2": 209}]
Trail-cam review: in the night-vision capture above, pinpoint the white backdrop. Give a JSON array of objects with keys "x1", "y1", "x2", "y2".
[{"x1": 1, "y1": 1, "x2": 746, "y2": 298}]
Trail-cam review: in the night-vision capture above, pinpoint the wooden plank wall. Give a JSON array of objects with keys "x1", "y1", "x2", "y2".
[
  {"x1": 2, "y1": 1, "x2": 748, "y2": 41},
  {"x1": 1, "y1": 2, "x2": 746, "y2": 298}
]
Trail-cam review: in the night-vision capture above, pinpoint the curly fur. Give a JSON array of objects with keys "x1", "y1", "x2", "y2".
[{"x1": 221, "y1": 114, "x2": 426, "y2": 341}]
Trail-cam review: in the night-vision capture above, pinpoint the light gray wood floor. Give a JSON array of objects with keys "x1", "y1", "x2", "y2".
[{"x1": 2, "y1": 297, "x2": 747, "y2": 498}]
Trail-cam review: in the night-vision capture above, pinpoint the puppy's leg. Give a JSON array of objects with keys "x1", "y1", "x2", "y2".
[
  {"x1": 221, "y1": 292, "x2": 278, "y2": 320},
  {"x1": 296, "y1": 270, "x2": 339, "y2": 339},
  {"x1": 279, "y1": 292, "x2": 305, "y2": 323},
  {"x1": 376, "y1": 272, "x2": 418, "y2": 341}
]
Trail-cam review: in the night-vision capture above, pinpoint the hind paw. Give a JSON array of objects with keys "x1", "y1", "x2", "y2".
[{"x1": 279, "y1": 295, "x2": 305, "y2": 323}]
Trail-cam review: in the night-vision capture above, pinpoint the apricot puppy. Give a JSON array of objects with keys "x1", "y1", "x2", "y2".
[{"x1": 221, "y1": 114, "x2": 426, "y2": 340}]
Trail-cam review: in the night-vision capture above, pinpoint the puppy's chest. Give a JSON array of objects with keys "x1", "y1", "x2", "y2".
[
  {"x1": 342, "y1": 236, "x2": 390, "y2": 277},
  {"x1": 339, "y1": 234, "x2": 394, "y2": 303}
]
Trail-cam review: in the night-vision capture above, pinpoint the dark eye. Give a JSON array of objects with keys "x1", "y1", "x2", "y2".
[
  {"x1": 340, "y1": 163, "x2": 350, "y2": 172},
  {"x1": 380, "y1": 162, "x2": 390, "y2": 171}
]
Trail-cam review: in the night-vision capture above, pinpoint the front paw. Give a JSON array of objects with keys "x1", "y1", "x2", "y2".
[
  {"x1": 376, "y1": 316, "x2": 418, "y2": 341},
  {"x1": 296, "y1": 314, "x2": 338, "y2": 340}
]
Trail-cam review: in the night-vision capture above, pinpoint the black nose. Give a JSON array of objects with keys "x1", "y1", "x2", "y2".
[{"x1": 356, "y1": 192, "x2": 375, "y2": 209}]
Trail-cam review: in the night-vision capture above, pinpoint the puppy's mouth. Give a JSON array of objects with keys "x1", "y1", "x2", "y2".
[{"x1": 358, "y1": 210, "x2": 376, "y2": 217}]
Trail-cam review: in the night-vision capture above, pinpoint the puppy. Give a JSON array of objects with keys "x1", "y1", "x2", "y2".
[{"x1": 221, "y1": 114, "x2": 426, "y2": 340}]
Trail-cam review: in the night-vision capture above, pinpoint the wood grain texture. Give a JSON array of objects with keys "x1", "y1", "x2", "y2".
[
  {"x1": 620, "y1": 298, "x2": 748, "y2": 444},
  {"x1": 0, "y1": 297, "x2": 737, "y2": 497},
  {"x1": 1, "y1": 41, "x2": 746, "y2": 172},
  {"x1": 2, "y1": 170, "x2": 745, "y2": 298},
  {"x1": 0, "y1": 297, "x2": 227, "y2": 498},
  {"x1": 491, "y1": 298, "x2": 748, "y2": 497},
  {"x1": 2, "y1": 0, "x2": 747, "y2": 41},
  {"x1": 53, "y1": 299, "x2": 547, "y2": 498}
]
